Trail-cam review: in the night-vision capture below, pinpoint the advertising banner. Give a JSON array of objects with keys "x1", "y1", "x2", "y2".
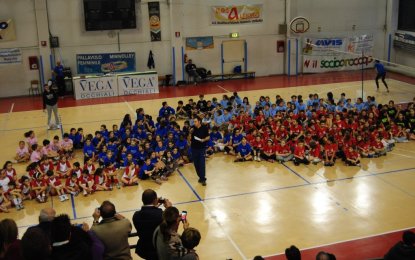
[
  {"x1": 0, "y1": 19, "x2": 16, "y2": 42},
  {"x1": 73, "y1": 76, "x2": 117, "y2": 100},
  {"x1": 76, "y1": 52, "x2": 136, "y2": 74},
  {"x1": 117, "y1": 72, "x2": 159, "y2": 96},
  {"x1": 186, "y1": 36, "x2": 214, "y2": 50},
  {"x1": 0, "y1": 48, "x2": 22, "y2": 65},
  {"x1": 302, "y1": 35, "x2": 374, "y2": 73},
  {"x1": 211, "y1": 5, "x2": 263, "y2": 25},
  {"x1": 148, "y1": 2, "x2": 161, "y2": 41}
]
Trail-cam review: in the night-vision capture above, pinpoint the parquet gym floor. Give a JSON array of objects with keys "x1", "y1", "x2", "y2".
[{"x1": 1, "y1": 71, "x2": 415, "y2": 259}]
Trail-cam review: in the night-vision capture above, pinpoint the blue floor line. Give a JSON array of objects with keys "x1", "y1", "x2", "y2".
[
  {"x1": 177, "y1": 168, "x2": 203, "y2": 201},
  {"x1": 71, "y1": 194, "x2": 77, "y2": 219},
  {"x1": 17, "y1": 167, "x2": 415, "y2": 229},
  {"x1": 282, "y1": 163, "x2": 311, "y2": 184}
]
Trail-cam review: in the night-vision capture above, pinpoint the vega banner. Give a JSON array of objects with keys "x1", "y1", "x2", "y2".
[
  {"x1": 76, "y1": 52, "x2": 136, "y2": 74},
  {"x1": 211, "y1": 5, "x2": 263, "y2": 25},
  {"x1": 302, "y1": 35, "x2": 374, "y2": 73},
  {"x1": 148, "y1": 2, "x2": 161, "y2": 41},
  {"x1": 0, "y1": 48, "x2": 22, "y2": 65},
  {"x1": 117, "y1": 72, "x2": 159, "y2": 96},
  {"x1": 0, "y1": 19, "x2": 16, "y2": 42}
]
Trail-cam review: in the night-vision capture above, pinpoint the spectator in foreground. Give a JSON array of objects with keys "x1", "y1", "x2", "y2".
[
  {"x1": 384, "y1": 230, "x2": 415, "y2": 260},
  {"x1": 181, "y1": 227, "x2": 201, "y2": 260},
  {"x1": 91, "y1": 200, "x2": 132, "y2": 260},
  {"x1": 153, "y1": 206, "x2": 189, "y2": 259},
  {"x1": 0, "y1": 218, "x2": 22, "y2": 260},
  {"x1": 50, "y1": 214, "x2": 92, "y2": 260},
  {"x1": 316, "y1": 251, "x2": 336, "y2": 260},
  {"x1": 20, "y1": 227, "x2": 51, "y2": 260},
  {"x1": 27, "y1": 208, "x2": 56, "y2": 241},
  {"x1": 285, "y1": 245, "x2": 301, "y2": 260},
  {"x1": 133, "y1": 189, "x2": 173, "y2": 259}
]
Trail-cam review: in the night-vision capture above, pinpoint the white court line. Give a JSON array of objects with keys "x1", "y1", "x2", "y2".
[
  {"x1": 389, "y1": 152, "x2": 415, "y2": 159},
  {"x1": 263, "y1": 226, "x2": 415, "y2": 258},
  {"x1": 9, "y1": 103, "x2": 14, "y2": 113},
  {"x1": 200, "y1": 200, "x2": 247, "y2": 260},
  {"x1": 123, "y1": 99, "x2": 135, "y2": 115},
  {"x1": 217, "y1": 84, "x2": 230, "y2": 93},
  {"x1": 395, "y1": 147, "x2": 415, "y2": 154}
]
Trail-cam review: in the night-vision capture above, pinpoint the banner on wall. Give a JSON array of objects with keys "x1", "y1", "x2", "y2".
[
  {"x1": 148, "y1": 2, "x2": 161, "y2": 41},
  {"x1": 211, "y1": 5, "x2": 263, "y2": 25},
  {"x1": 73, "y1": 76, "x2": 118, "y2": 100},
  {"x1": 0, "y1": 48, "x2": 22, "y2": 65},
  {"x1": 302, "y1": 35, "x2": 374, "y2": 73},
  {"x1": 117, "y1": 73, "x2": 159, "y2": 96},
  {"x1": 0, "y1": 19, "x2": 16, "y2": 42},
  {"x1": 76, "y1": 52, "x2": 136, "y2": 74},
  {"x1": 186, "y1": 37, "x2": 214, "y2": 50}
]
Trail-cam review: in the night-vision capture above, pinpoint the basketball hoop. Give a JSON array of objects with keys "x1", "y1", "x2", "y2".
[{"x1": 290, "y1": 16, "x2": 310, "y2": 34}]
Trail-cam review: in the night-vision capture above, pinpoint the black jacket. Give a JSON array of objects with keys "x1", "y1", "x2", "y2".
[
  {"x1": 384, "y1": 241, "x2": 415, "y2": 260},
  {"x1": 132, "y1": 206, "x2": 163, "y2": 259},
  {"x1": 43, "y1": 89, "x2": 58, "y2": 107}
]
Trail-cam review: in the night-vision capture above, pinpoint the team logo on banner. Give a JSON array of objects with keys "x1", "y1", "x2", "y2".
[
  {"x1": 302, "y1": 35, "x2": 374, "y2": 73},
  {"x1": 0, "y1": 19, "x2": 16, "y2": 42},
  {"x1": 211, "y1": 5, "x2": 263, "y2": 25},
  {"x1": 148, "y1": 2, "x2": 161, "y2": 41}
]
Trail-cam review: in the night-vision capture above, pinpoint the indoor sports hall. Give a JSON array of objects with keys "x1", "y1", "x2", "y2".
[{"x1": 1, "y1": 1, "x2": 415, "y2": 260}]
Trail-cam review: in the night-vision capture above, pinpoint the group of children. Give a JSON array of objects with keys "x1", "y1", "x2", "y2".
[{"x1": 1, "y1": 91, "x2": 414, "y2": 213}]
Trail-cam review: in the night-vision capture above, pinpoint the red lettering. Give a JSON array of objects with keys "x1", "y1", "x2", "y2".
[
  {"x1": 228, "y1": 7, "x2": 238, "y2": 20},
  {"x1": 304, "y1": 60, "x2": 310, "y2": 68}
]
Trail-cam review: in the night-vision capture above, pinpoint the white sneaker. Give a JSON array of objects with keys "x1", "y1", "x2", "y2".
[
  {"x1": 15, "y1": 204, "x2": 21, "y2": 210},
  {"x1": 59, "y1": 195, "x2": 65, "y2": 202},
  {"x1": 70, "y1": 191, "x2": 76, "y2": 196},
  {"x1": 56, "y1": 125, "x2": 61, "y2": 129},
  {"x1": 83, "y1": 190, "x2": 88, "y2": 196},
  {"x1": 254, "y1": 156, "x2": 257, "y2": 161},
  {"x1": 64, "y1": 194, "x2": 69, "y2": 200},
  {"x1": 257, "y1": 157, "x2": 261, "y2": 162}
]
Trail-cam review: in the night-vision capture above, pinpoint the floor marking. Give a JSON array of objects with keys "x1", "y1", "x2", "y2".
[
  {"x1": 216, "y1": 84, "x2": 230, "y2": 92},
  {"x1": 282, "y1": 163, "x2": 311, "y2": 184},
  {"x1": 390, "y1": 152, "x2": 415, "y2": 159},
  {"x1": 123, "y1": 99, "x2": 136, "y2": 115},
  {"x1": 0, "y1": 103, "x2": 14, "y2": 134},
  {"x1": 263, "y1": 226, "x2": 415, "y2": 258},
  {"x1": 395, "y1": 147, "x2": 415, "y2": 154},
  {"x1": 9, "y1": 103, "x2": 14, "y2": 113},
  {"x1": 177, "y1": 168, "x2": 247, "y2": 260},
  {"x1": 70, "y1": 194, "x2": 77, "y2": 219}
]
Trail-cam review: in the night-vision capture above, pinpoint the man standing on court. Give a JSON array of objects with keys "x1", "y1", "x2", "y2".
[
  {"x1": 52, "y1": 61, "x2": 65, "y2": 97},
  {"x1": 374, "y1": 60, "x2": 389, "y2": 92},
  {"x1": 191, "y1": 116, "x2": 210, "y2": 186},
  {"x1": 43, "y1": 82, "x2": 60, "y2": 130}
]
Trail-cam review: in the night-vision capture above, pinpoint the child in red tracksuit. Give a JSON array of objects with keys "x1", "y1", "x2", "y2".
[
  {"x1": 293, "y1": 140, "x2": 310, "y2": 166},
  {"x1": 94, "y1": 168, "x2": 111, "y2": 191},
  {"x1": 345, "y1": 146, "x2": 361, "y2": 166}
]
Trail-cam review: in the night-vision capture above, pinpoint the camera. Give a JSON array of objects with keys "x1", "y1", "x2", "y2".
[
  {"x1": 181, "y1": 210, "x2": 187, "y2": 221},
  {"x1": 158, "y1": 197, "x2": 166, "y2": 204}
]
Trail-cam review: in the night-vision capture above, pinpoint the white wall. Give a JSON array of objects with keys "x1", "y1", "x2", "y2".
[
  {"x1": 0, "y1": 0, "x2": 402, "y2": 97},
  {"x1": 179, "y1": 0, "x2": 286, "y2": 76},
  {"x1": 289, "y1": 0, "x2": 389, "y2": 73},
  {"x1": 0, "y1": 0, "x2": 40, "y2": 97}
]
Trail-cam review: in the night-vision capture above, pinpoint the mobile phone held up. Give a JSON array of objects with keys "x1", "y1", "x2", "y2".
[{"x1": 181, "y1": 210, "x2": 187, "y2": 221}]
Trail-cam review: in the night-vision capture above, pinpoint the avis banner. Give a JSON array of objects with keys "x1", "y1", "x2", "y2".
[
  {"x1": 302, "y1": 35, "x2": 374, "y2": 73},
  {"x1": 211, "y1": 5, "x2": 263, "y2": 25}
]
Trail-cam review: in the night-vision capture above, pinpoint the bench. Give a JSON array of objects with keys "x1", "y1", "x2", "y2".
[{"x1": 205, "y1": 71, "x2": 255, "y2": 81}]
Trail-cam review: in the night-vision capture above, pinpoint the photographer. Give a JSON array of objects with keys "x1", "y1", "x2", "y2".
[
  {"x1": 132, "y1": 189, "x2": 172, "y2": 260},
  {"x1": 91, "y1": 201, "x2": 132, "y2": 260}
]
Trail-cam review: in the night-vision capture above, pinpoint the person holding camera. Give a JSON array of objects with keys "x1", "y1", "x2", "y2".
[
  {"x1": 91, "y1": 200, "x2": 132, "y2": 260},
  {"x1": 153, "y1": 206, "x2": 190, "y2": 260},
  {"x1": 132, "y1": 189, "x2": 172, "y2": 260}
]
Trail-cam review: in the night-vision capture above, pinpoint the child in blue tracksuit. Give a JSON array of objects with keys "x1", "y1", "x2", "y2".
[{"x1": 234, "y1": 137, "x2": 253, "y2": 162}]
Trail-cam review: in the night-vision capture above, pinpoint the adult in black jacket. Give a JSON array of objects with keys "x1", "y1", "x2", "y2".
[
  {"x1": 132, "y1": 189, "x2": 172, "y2": 260},
  {"x1": 43, "y1": 83, "x2": 60, "y2": 130},
  {"x1": 384, "y1": 230, "x2": 415, "y2": 260}
]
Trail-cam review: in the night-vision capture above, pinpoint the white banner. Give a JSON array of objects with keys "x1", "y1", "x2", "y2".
[
  {"x1": 302, "y1": 35, "x2": 374, "y2": 73},
  {"x1": 0, "y1": 48, "x2": 22, "y2": 65},
  {"x1": 117, "y1": 73, "x2": 159, "y2": 96},
  {"x1": 73, "y1": 76, "x2": 117, "y2": 100},
  {"x1": 211, "y1": 5, "x2": 263, "y2": 25}
]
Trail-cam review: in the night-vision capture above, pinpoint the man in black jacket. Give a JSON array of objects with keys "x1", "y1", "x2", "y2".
[
  {"x1": 132, "y1": 189, "x2": 172, "y2": 259},
  {"x1": 384, "y1": 230, "x2": 415, "y2": 260},
  {"x1": 43, "y1": 82, "x2": 60, "y2": 130}
]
